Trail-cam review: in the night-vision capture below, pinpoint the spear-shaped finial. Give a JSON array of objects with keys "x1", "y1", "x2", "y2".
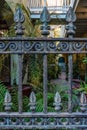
[
  {"x1": 40, "y1": 7, "x2": 51, "y2": 36},
  {"x1": 53, "y1": 92, "x2": 62, "y2": 112},
  {"x1": 4, "y1": 91, "x2": 12, "y2": 112},
  {"x1": 29, "y1": 91, "x2": 36, "y2": 112},
  {"x1": 80, "y1": 93, "x2": 87, "y2": 113},
  {"x1": 14, "y1": 7, "x2": 25, "y2": 36},
  {"x1": 66, "y1": 7, "x2": 76, "y2": 38}
]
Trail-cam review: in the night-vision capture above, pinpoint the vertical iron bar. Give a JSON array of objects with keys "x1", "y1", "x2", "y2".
[
  {"x1": 43, "y1": 47, "x2": 48, "y2": 113},
  {"x1": 18, "y1": 54, "x2": 23, "y2": 113},
  {"x1": 14, "y1": 8, "x2": 25, "y2": 130},
  {"x1": 14, "y1": 7, "x2": 25, "y2": 115},
  {"x1": 40, "y1": 6, "x2": 51, "y2": 113},
  {"x1": 66, "y1": 7, "x2": 76, "y2": 113},
  {"x1": 18, "y1": 54, "x2": 23, "y2": 130},
  {"x1": 85, "y1": 54, "x2": 87, "y2": 83},
  {"x1": 68, "y1": 53, "x2": 73, "y2": 112}
]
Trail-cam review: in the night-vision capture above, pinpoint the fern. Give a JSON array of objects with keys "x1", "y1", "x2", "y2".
[
  {"x1": 11, "y1": 87, "x2": 29, "y2": 112},
  {"x1": 0, "y1": 82, "x2": 7, "y2": 111}
]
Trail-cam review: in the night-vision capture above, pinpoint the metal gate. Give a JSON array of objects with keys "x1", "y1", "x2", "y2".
[{"x1": 0, "y1": 6, "x2": 87, "y2": 129}]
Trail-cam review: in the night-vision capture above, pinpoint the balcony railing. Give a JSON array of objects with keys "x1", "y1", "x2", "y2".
[{"x1": 28, "y1": 0, "x2": 75, "y2": 13}]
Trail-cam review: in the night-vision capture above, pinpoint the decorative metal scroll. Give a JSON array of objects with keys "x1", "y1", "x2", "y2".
[{"x1": 0, "y1": 40, "x2": 87, "y2": 53}]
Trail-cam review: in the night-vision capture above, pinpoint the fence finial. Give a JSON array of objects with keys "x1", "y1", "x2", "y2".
[
  {"x1": 4, "y1": 91, "x2": 12, "y2": 112},
  {"x1": 54, "y1": 92, "x2": 61, "y2": 112},
  {"x1": 80, "y1": 93, "x2": 87, "y2": 113},
  {"x1": 40, "y1": 6, "x2": 51, "y2": 36},
  {"x1": 14, "y1": 7, "x2": 25, "y2": 36},
  {"x1": 66, "y1": 7, "x2": 76, "y2": 38},
  {"x1": 66, "y1": 7, "x2": 76, "y2": 23},
  {"x1": 29, "y1": 91, "x2": 36, "y2": 112}
]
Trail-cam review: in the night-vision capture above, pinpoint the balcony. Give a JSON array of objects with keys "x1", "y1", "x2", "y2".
[{"x1": 28, "y1": 0, "x2": 76, "y2": 22}]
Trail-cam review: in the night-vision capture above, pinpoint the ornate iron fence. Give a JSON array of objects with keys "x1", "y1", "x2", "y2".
[{"x1": 0, "y1": 6, "x2": 87, "y2": 129}]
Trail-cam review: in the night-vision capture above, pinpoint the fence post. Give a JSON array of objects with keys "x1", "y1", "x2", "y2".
[
  {"x1": 66, "y1": 7, "x2": 76, "y2": 113},
  {"x1": 14, "y1": 7, "x2": 25, "y2": 113},
  {"x1": 40, "y1": 6, "x2": 51, "y2": 113}
]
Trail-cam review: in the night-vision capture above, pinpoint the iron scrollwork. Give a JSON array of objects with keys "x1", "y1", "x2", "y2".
[
  {"x1": 23, "y1": 42, "x2": 44, "y2": 51},
  {"x1": 58, "y1": 42, "x2": 69, "y2": 51},
  {"x1": 73, "y1": 42, "x2": 86, "y2": 51},
  {"x1": 0, "y1": 40, "x2": 87, "y2": 53},
  {"x1": 9, "y1": 42, "x2": 19, "y2": 51},
  {"x1": 47, "y1": 42, "x2": 57, "y2": 51},
  {"x1": 22, "y1": 42, "x2": 34, "y2": 51},
  {"x1": 34, "y1": 42, "x2": 44, "y2": 51},
  {"x1": 47, "y1": 42, "x2": 70, "y2": 51},
  {"x1": 0, "y1": 116, "x2": 87, "y2": 129},
  {"x1": 0, "y1": 42, "x2": 6, "y2": 50},
  {"x1": 0, "y1": 42, "x2": 18, "y2": 51}
]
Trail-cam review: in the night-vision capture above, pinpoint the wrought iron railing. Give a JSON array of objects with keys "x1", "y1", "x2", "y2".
[
  {"x1": 0, "y1": 6, "x2": 87, "y2": 129},
  {"x1": 28, "y1": 0, "x2": 72, "y2": 8},
  {"x1": 28, "y1": 0, "x2": 75, "y2": 13}
]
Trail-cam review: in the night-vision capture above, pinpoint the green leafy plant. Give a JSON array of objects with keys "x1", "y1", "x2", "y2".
[
  {"x1": 76, "y1": 82, "x2": 87, "y2": 93},
  {"x1": 11, "y1": 87, "x2": 29, "y2": 112},
  {"x1": 0, "y1": 83, "x2": 29, "y2": 112},
  {"x1": 82, "y1": 57, "x2": 87, "y2": 63},
  {"x1": 28, "y1": 55, "x2": 43, "y2": 88},
  {"x1": 48, "y1": 83, "x2": 79, "y2": 112},
  {"x1": 0, "y1": 82, "x2": 7, "y2": 111},
  {"x1": 48, "y1": 54, "x2": 58, "y2": 80},
  {"x1": 82, "y1": 57, "x2": 87, "y2": 83},
  {"x1": 36, "y1": 92, "x2": 54, "y2": 112}
]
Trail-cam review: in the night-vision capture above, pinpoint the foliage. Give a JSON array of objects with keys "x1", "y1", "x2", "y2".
[
  {"x1": 6, "y1": 3, "x2": 41, "y2": 85},
  {"x1": 0, "y1": 81, "x2": 55, "y2": 112},
  {"x1": 76, "y1": 82, "x2": 87, "y2": 94},
  {"x1": 35, "y1": 91, "x2": 54, "y2": 112},
  {"x1": 82, "y1": 57, "x2": 87, "y2": 83},
  {"x1": 7, "y1": 23, "x2": 15, "y2": 37},
  {"x1": 28, "y1": 55, "x2": 43, "y2": 88},
  {"x1": 32, "y1": 83, "x2": 68, "y2": 112},
  {"x1": 82, "y1": 57, "x2": 87, "y2": 63},
  {"x1": 0, "y1": 82, "x2": 7, "y2": 111},
  {"x1": 1, "y1": 3, "x2": 59, "y2": 86},
  {"x1": 72, "y1": 89, "x2": 80, "y2": 111},
  {"x1": 48, "y1": 54, "x2": 58, "y2": 80},
  {"x1": 0, "y1": 82, "x2": 29, "y2": 112},
  {"x1": 0, "y1": 54, "x2": 9, "y2": 73},
  {"x1": 73, "y1": 61, "x2": 80, "y2": 79},
  {"x1": 28, "y1": 53, "x2": 59, "y2": 88},
  {"x1": 0, "y1": 81, "x2": 79, "y2": 113},
  {"x1": 48, "y1": 83, "x2": 68, "y2": 111},
  {"x1": 11, "y1": 87, "x2": 29, "y2": 112},
  {"x1": 48, "y1": 83, "x2": 79, "y2": 112}
]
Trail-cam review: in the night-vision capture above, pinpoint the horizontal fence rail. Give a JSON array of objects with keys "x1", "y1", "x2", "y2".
[
  {"x1": 0, "y1": 113, "x2": 87, "y2": 129},
  {"x1": 0, "y1": 38, "x2": 87, "y2": 54}
]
